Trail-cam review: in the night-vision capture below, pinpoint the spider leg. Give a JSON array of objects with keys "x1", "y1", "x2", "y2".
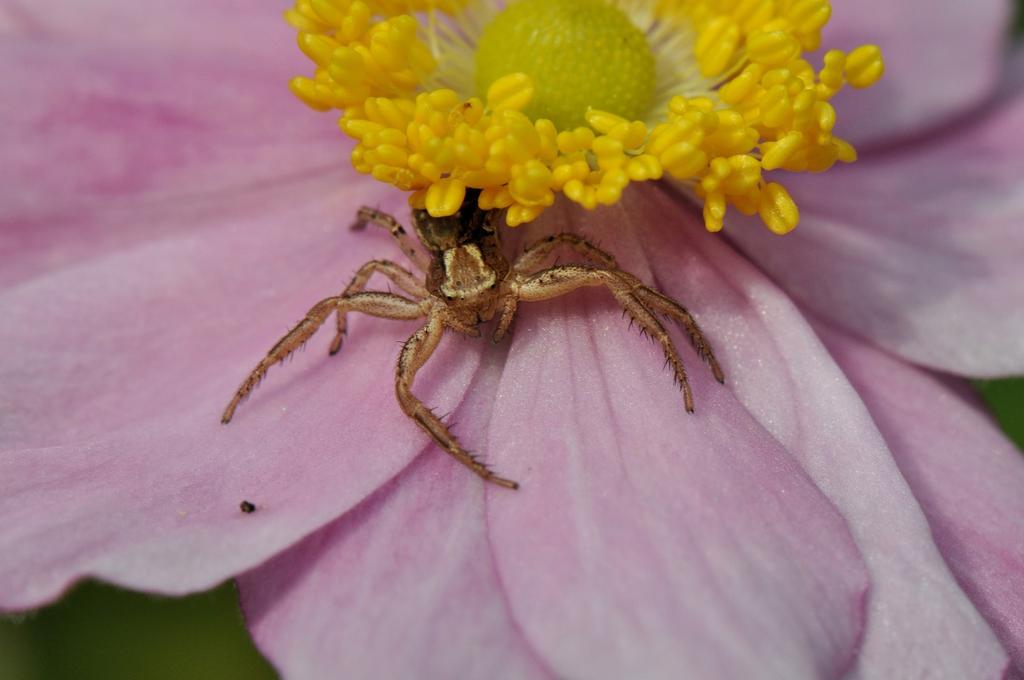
[
  {"x1": 331, "y1": 259, "x2": 427, "y2": 355},
  {"x1": 494, "y1": 233, "x2": 618, "y2": 343},
  {"x1": 517, "y1": 265, "x2": 702, "y2": 413},
  {"x1": 222, "y1": 292, "x2": 425, "y2": 423},
  {"x1": 397, "y1": 308, "x2": 519, "y2": 489},
  {"x1": 491, "y1": 289, "x2": 518, "y2": 344},
  {"x1": 351, "y1": 207, "x2": 431, "y2": 273},
  {"x1": 514, "y1": 233, "x2": 618, "y2": 274},
  {"x1": 630, "y1": 285, "x2": 724, "y2": 383}
]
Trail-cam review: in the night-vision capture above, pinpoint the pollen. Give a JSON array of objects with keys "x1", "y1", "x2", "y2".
[{"x1": 285, "y1": 0, "x2": 884, "y2": 234}]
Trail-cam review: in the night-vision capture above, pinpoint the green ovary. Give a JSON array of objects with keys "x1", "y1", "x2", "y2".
[{"x1": 474, "y1": 0, "x2": 657, "y2": 130}]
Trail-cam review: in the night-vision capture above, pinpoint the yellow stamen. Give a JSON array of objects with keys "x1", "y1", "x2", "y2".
[{"x1": 286, "y1": 0, "x2": 884, "y2": 234}]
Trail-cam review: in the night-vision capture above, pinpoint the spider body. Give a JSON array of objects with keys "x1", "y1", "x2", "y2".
[
  {"x1": 222, "y1": 196, "x2": 723, "y2": 489},
  {"x1": 416, "y1": 192, "x2": 509, "y2": 328}
]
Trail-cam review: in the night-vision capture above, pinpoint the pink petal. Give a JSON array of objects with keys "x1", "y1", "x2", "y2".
[
  {"x1": 727, "y1": 89, "x2": 1024, "y2": 377},
  {"x1": 240, "y1": 362, "x2": 553, "y2": 679},
  {"x1": 825, "y1": 0, "x2": 1010, "y2": 146},
  {"x1": 0, "y1": 37, "x2": 338, "y2": 286},
  {"x1": 1, "y1": 0, "x2": 289, "y2": 64},
  {"x1": 484, "y1": 187, "x2": 1007, "y2": 677},
  {"x1": 817, "y1": 321, "x2": 1024, "y2": 675},
  {"x1": 240, "y1": 194, "x2": 871, "y2": 678},
  {"x1": 0, "y1": 186, "x2": 484, "y2": 609},
  {"x1": 999, "y1": 47, "x2": 1024, "y2": 99}
]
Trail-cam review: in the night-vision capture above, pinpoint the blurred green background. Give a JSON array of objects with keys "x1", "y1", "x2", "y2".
[
  {"x1": 2, "y1": 3, "x2": 1023, "y2": 679},
  {"x1": 0, "y1": 584, "x2": 275, "y2": 680}
]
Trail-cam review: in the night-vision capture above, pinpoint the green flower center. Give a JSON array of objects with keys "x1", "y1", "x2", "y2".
[{"x1": 474, "y1": 0, "x2": 657, "y2": 130}]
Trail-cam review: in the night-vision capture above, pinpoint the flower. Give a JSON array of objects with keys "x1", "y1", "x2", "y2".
[
  {"x1": 284, "y1": 0, "x2": 883, "y2": 230},
  {"x1": 1, "y1": 1, "x2": 1023, "y2": 679}
]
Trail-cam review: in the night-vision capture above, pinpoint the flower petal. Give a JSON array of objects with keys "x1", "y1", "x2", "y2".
[
  {"x1": 480, "y1": 198, "x2": 869, "y2": 678},
  {"x1": 825, "y1": 0, "x2": 1010, "y2": 146},
  {"x1": 239, "y1": 358, "x2": 552, "y2": 679},
  {"x1": 999, "y1": 47, "x2": 1024, "y2": 100},
  {"x1": 0, "y1": 187, "x2": 480, "y2": 609},
  {"x1": 0, "y1": 39, "x2": 339, "y2": 286},
  {"x1": 486, "y1": 186, "x2": 1007, "y2": 678},
  {"x1": 1, "y1": 0, "x2": 289, "y2": 65},
  {"x1": 727, "y1": 89, "x2": 1024, "y2": 377},
  {"x1": 817, "y1": 321, "x2": 1024, "y2": 675}
]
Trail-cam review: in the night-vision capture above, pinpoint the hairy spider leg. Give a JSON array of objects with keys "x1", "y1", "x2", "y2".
[
  {"x1": 517, "y1": 265, "x2": 699, "y2": 413},
  {"x1": 513, "y1": 232, "x2": 619, "y2": 273},
  {"x1": 352, "y1": 206, "x2": 431, "y2": 272},
  {"x1": 491, "y1": 288, "x2": 518, "y2": 344},
  {"x1": 331, "y1": 260, "x2": 428, "y2": 355},
  {"x1": 630, "y1": 285, "x2": 724, "y2": 384},
  {"x1": 397, "y1": 310, "x2": 519, "y2": 489},
  {"x1": 493, "y1": 233, "x2": 620, "y2": 343},
  {"x1": 222, "y1": 292, "x2": 425, "y2": 423}
]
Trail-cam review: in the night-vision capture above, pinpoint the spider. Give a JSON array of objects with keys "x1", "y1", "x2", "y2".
[{"x1": 222, "y1": 190, "x2": 724, "y2": 490}]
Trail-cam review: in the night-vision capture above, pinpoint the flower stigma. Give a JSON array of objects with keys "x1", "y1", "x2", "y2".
[
  {"x1": 286, "y1": 0, "x2": 884, "y2": 232},
  {"x1": 474, "y1": 0, "x2": 656, "y2": 130}
]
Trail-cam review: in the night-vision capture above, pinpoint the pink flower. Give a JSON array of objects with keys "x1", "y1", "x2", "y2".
[{"x1": 1, "y1": 0, "x2": 1023, "y2": 677}]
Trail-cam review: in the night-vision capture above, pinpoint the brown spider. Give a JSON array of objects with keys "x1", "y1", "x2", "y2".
[{"x1": 222, "y1": 191, "x2": 724, "y2": 490}]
